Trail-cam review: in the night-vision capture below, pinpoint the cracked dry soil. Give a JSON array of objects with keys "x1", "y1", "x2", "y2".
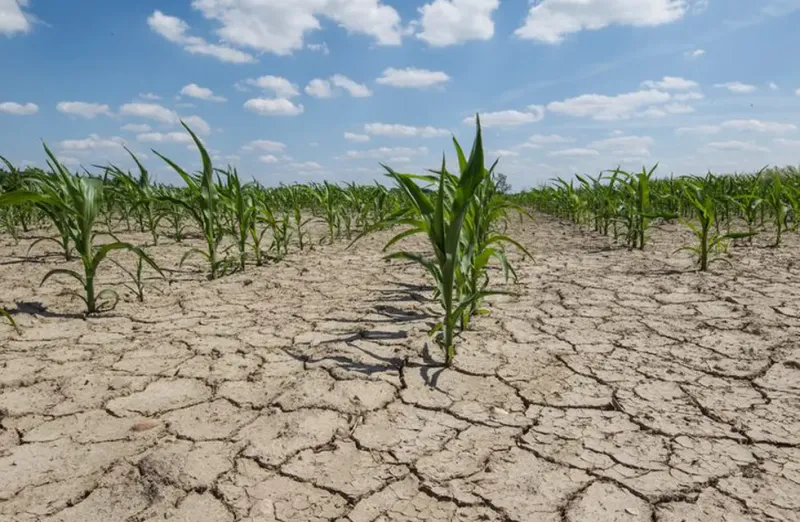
[{"x1": 1, "y1": 215, "x2": 799, "y2": 522}]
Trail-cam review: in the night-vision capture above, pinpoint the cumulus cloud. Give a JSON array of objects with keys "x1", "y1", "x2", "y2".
[
  {"x1": 188, "y1": 0, "x2": 403, "y2": 56},
  {"x1": 465, "y1": 106, "x2": 545, "y2": 128},
  {"x1": 640, "y1": 76, "x2": 698, "y2": 90},
  {"x1": 137, "y1": 132, "x2": 193, "y2": 144},
  {"x1": 0, "y1": 0, "x2": 32, "y2": 36},
  {"x1": 376, "y1": 67, "x2": 450, "y2": 88},
  {"x1": 180, "y1": 83, "x2": 227, "y2": 102},
  {"x1": 60, "y1": 134, "x2": 126, "y2": 151},
  {"x1": 416, "y1": 0, "x2": 499, "y2": 46},
  {"x1": 344, "y1": 132, "x2": 370, "y2": 142},
  {"x1": 701, "y1": 140, "x2": 769, "y2": 153},
  {"x1": 241, "y1": 139, "x2": 286, "y2": 152},
  {"x1": 677, "y1": 119, "x2": 796, "y2": 135},
  {"x1": 714, "y1": 82, "x2": 757, "y2": 94},
  {"x1": 547, "y1": 90, "x2": 671, "y2": 121},
  {"x1": 242, "y1": 76, "x2": 300, "y2": 98},
  {"x1": 244, "y1": 98, "x2": 304, "y2": 116},
  {"x1": 549, "y1": 148, "x2": 600, "y2": 157},
  {"x1": 364, "y1": 123, "x2": 449, "y2": 138},
  {"x1": 56, "y1": 101, "x2": 113, "y2": 119},
  {"x1": 119, "y1": 102, "x2": 178, "y2": 124},
  {"x1": 0, "y1": 101, "x2": 38, "y2": 115},
  {"x1": 515, "y1": 0, "x2": 689, "y2": 43},
  {"x1": 306, "y1": 75, "x2": 371, "y2": 98},
  {"x1": 345, "y1": 146, "x2": 428, "y2": 159},
  {"x1": 147, "y1": 10, "x2": 256, "y2": 63}
]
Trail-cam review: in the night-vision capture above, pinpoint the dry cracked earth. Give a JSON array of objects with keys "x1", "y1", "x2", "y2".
[{"x1": 1, "y1": 215, "x2": 799, "y2": 522}]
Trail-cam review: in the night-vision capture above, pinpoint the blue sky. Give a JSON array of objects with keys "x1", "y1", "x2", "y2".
[{"x1": 2, "y1": 0, "x2": 799, "y2": 189}]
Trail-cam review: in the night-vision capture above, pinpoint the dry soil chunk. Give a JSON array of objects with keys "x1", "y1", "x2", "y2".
[
  {"x1": 162, "y1": 399, "x2": 258, "y2": 440},
  {"x1": 238, "y1": 408, "x2": 346, "y2": 466},
  {"x1": 168, "y1": 492, "x2": 233, "y2": 522},
  {"x1": 352, "y1": 402, "x2": 467, "y2": 463},
  {"x1": 566, "y1": 481, "x2": 652, "y2": 522},
  {"x1": 275, "y1": 369, "x2": 396, "y2": 414},
  {"x1": 137, "y1": 440, "x2": 238, "y2": 489},
  {"x1": 106, "y1": 378, "x2": 211, "y2": 416},
  {"x1": 448, "y1": 448, "x2": 592, "y2": 522},
  {"x1": 347, "y1": 475, "x2": 502, "y2": 522},
  {"x1": 217, "y1": 458, "x2": 348, "y2": 521},
  {"x1": 282, "y1": 440, "x2": 407, "y2": 498}
]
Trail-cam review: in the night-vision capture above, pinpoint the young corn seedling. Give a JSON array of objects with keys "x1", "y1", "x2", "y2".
[
  {"x1": 111, "y1": 255, "x2": 164, "y2": 303},
  {"x1": 155, "y1": 122, "x2": 225, "y2": 279},
  {"x1": 218, "y1": 166, "x2": 256, "y2": 272},
  {"x1": 0, "y1": 147, "x2": 163, "y2": 313},
  {"x1": 676, "y1": 178, "x2": 755, "y2": 271},
  {"x1": 102, "y1": 148, "x2": 164, "y2": 245},
  {"x1": 380, "y1": 116, "x2": 495, "y2": 366}
]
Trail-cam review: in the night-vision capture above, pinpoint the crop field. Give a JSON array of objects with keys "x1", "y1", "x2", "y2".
[{"x1": 1, "y1": 122, "x2": 799, "y2": 521}]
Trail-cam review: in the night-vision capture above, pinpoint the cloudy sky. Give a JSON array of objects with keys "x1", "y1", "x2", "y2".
[{"x1": 2, "y1": 0, "x2": 799, "y2": 189}]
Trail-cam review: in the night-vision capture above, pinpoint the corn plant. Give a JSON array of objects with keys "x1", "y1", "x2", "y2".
[
  {"x1": 0, "y1": 307, "x2": 17, "y2": 331},
  {"x1": 218, "y1": 167, "x2": 256, "y2": 272},
  {"x1": 154, "y1": 122, "x2": 224, "y2": 279},
  {"x1": 0, "y1": 147, "x2": 162, "y2": 313},
  {"x1": 676, "y1": 178, "x2": 755, "y2": 271},
  {"x1": 102, "y1": 149, "x2": 164, "y2": 245},
  {"x1": 380, "y1": 116, "x2": 499, "y2": 365},
  {"x1": 110, "y1": 256, "x2": 163, "y2": 302}
]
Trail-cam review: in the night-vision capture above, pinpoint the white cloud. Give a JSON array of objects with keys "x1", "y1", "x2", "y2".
[
  {"x1": 330, "y1": 75, "x2": 372, "y2": 97},
  {"x1": 701, "y1": 141, "x2": 769, "y2": 153},
  {"x1": 139, "y1": 92, "x2": 162, "y2": 100},
  {"x1": 389, "y1": 156, "x2": 411, "y2": 163},
  {"x1": 714, "y1": 82, "x2": 757, "y2": 94},
  {"x1": 515, "y1": 0, "x2": 688, "y2": 43},
  {"x1": 119, "y1": 102, "x2": 178, "y2": 124},
  {"x1": 345, "y1": 146, "x2": 429, "y2": 159},
  {"x1": 0, "y1": 101, "x2": 38, "y2": 115},
  {"x1": 0, "y1": 0, "x2": 31, "y2": 36},
  {"x1": 182, "y1": 115, "x2": 211, "y2": 135},
  {"x1": 549, "y1": 148, "x2": 600, "y2": 157},
  {"x1": 147, "y1": 10, "x2": 256, "y2": 64},
  {"x1": 467, "y1": 106, "x2": 545, "y2": 128},
  {"x1": 662, "y1": 103, "x2": 695, "y2": 114},
  {"x1": 60, "y1": 134, "x2": 126, "y2": 151},
  {"x1": 364, "y1": 123, "x2": 449, "y2": 138},
  {"x1": 490, "y1": 149, "x2": 520, "y2": 157},
  {"x1": 344, "y1": 132, "x2": 370, "y2": 142},
  {"x1": 685, "y1": 48, "x2": 705, "y2": 58},
  {"x1": 526, "y1": 134, "x2": 574, "y2": 146},
  {"x1": 307, "y1": 42, "x2": 330, "y2": 55},
  {"x1": 416, "y1": 0, "x2": 499, "y2": 46},
  {"x1": 241, "y1": 139, "x2": 286, "y2": 152},
  {"x1": 243, "y1": 75, "x2": 300, "y2": 98},
  {"x1": 244, "y1": 98, "x2": 304, "y2": 116},
  {"x1": 677, "y1": 119, "x2": 796, "y2": 135},
  {"x1": 259, "y1": 155, "x2": 279, "y2": 164},
  {"x1": 796, "y1": 88, "x2": 800, "y2": 96},
  {"x1": 121, "y1": 124, "x2": 152, "y2": 133},
  {"x1": 376, "y1": 67, "x2": 450, "y2": 88},
  {"x1": 641, "y1": 76, "x2": 698, "y2": 90},
  {"x1": 190, "y1": 0, "x2": 403, "y2": 56},
  {"x1": 547, "y1": 89, "x2": 670, "y2": 121},
  {"x1": 290, "y1": 161, "x2": 323, "y2": 169},
  {"x1": 137, "y1": 132, "x2": 193, "y2": 144},
  {"x1": 58, "y1": 157, "x2": 81, "y2": 167},
  {"x1": 180, "y1": 83, "x2": 227, "y2": 102},
  {"x1": 56, "y1": 101, "x2": 112, "y2": 119},
  {"x1": 775, "y1": 138, "x2": 800, "y2": 147},
  {"x1": 673, "y1": 91, "x2": 704, "y2": 101},
  {"x1": 305, "y1": 79, "x2": 333, "y2": 98},
  {"x1": 588, "y1": 135, "x2": 653, "y2": 157},
  {"x1": 768, "y1": 82, "x2": 779, "y2": 90},
  {"x1": 306, "y1": 75, "x2": 371, "y2": 98},
  {"x1": 723, "y1": 119, "x2": 796, "y2": 133}
]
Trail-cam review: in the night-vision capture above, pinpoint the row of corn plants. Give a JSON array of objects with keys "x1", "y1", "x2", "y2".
[{"x1": 514, "y1": 166, "x2": 800, "y2": 270}]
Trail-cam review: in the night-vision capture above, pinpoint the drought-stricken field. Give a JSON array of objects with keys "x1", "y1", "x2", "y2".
[{"x1": 1, "y1": 215, "x2": 799, "y2": 522}]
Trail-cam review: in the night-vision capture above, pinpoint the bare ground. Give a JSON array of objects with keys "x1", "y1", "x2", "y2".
[{"x1": 1, "y1": 215, "x2": 799, "y2": 522}]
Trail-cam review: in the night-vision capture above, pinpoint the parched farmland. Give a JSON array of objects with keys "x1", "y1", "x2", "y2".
[{"x1": 1, "y1": 124, "x2": 800, "y2": 521}]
